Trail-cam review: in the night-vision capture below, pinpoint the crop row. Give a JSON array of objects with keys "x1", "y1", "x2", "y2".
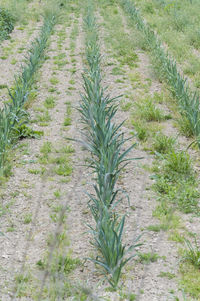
[
  {"x1": 79, "y1": 2, "x2": 141, "y2": 288},
  {"x1": 0, "y1": 8, "x2": 58, "y2": 177},
  {"x1": 120, "y1": 0, "x2": 200, "y2": 148}
]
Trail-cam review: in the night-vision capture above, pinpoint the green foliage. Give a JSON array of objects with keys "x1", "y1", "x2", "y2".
[
  {"x1": 12, "y1": 124, "x2": 43, "y2": 140},
  {"x1": 89, "y1": 209, "x2": 141, "y2": 288},
  {"x1": 138, "y1": 252, "x2": 159, "y2": 264},
  {"x1": 182, "y1": 236, "x2": 200, "y2": 269},
  {"x1": 179, "y1": 262, "x2": 200, "y2": 298},
  {"x1": 159, "y1": 271, "x2": 175, "y2": 279},
  {"x1": 78, "y1": 2, "x2": 141, "y2": 288},
  {"x1": 152, "y1": 133, "x2": 175, "y2": 154},
  {"x1": 164, "y1": 150, "x2": 193, "y2": 176},
  {"x1": 0, "y1": 11, "x2": 57, "y2": 175},
  {"x1": 135, "y1": 98, "x2": 165, "y2": 122},
  {"x1": 37, "y1": 255, "x2": 80, "y2": 275},
  {"x1": 152, "y1": 150, "x2": 200, "y2": 214},
  {"x1": 121, "y1": 0, "x2": 200, "y2": 148},
  {"x1": 0, "y1": 8, "x2": 15, "y2": 41},
  {"x1": 44, "y1": 96, "x2": 55, "y2": 109},
  {"x1": 100, "y1": 3, "x2": 138, "y2": 68}
]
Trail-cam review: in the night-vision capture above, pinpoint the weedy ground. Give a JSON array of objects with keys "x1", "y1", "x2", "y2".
[
  {"x1": 134, "y1": 0, "x2": 200, "y2": 90},
  {"x1": 0, "y1": 0, "x2": 200, "y2": 300}
]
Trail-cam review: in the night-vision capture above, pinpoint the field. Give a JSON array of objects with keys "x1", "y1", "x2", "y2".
[{"x1": 0, "y1": 0, "x2": 200, "y2": 300}]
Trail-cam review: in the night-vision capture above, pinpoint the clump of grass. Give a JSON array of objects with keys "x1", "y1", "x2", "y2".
[
  {"x1": 64, "y1": 117, "x2": 71, "y2": 126},
  {"x1": 159, "y1": 271, "x2": 175, "y2": 279},
  {"x1": 152, "y1": 133, "x2": 175, "y2": 154},
  {"x1": 50, "y1": 77, "x2": 59, "y2": 85},
  {"x1": 182, "y1": 236, "x2": 200, "y2": 269},
  {"x1": 152, "y1": 146, "x2": 200, "y2": 214},
  {"x1": 176, "y1": 115, "x2": 194, "y2": 138},
  {"x1": 164, "y1": 150, "x2": 193, "y2": 176},
  {"x1": 138, "y1": 252, "x2": 160, "y2": 264},
  {"x1": 37, "y1": 254, "x2": 80, "y2": 275},
  {"x1": 133, "y1": 121, "x2": 148, "y2": 141},
  {"x1": 135, "y1": 98, "x2": 167, "y2": 122},
  {"x1": 44, "y1": 96, "x2": 55, "y2": 109},
  {"x1": 179, "y1": 262, "x2": 200, "y2": 298},
  {"x1": 53, "y1": 155, "x2": 73, "y2": 177}
]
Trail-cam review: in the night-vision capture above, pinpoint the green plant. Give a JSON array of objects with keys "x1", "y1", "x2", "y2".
[
  {"x1": 0, "y1": 9, "x2": 58, "y2": 176},
  {"x1": 138, "y1": 252, "x2": 160, "y2": 264},
  {"x1": 182, "y1": 236, "x2": 200, "y2": 269},
  {"x1": 88, "y1": 210, "x2": 141, "y2": 288},
  {"x1": 44, "y1": 96, "x2": 55, "y2": 109},
  {"x1": 50, "y1": 76, "x2": 59, "y2": 85},
  {"x1": 152, "y1": 133, "x2": 175, "y2": 154},
  {"x1": 77, "y1": 2, "x2": 141, "y2": 288},
  {"x1": 120, "y1": 0, "x2": 200, "y2": 148},
  {"x1": 23, "y1": 213, "x2": 32, "y2": 224},
  {"x1": 132, "y1": 121, "x2": 148, "y2": 141},
  {"x1": 37, "y1": 254, "x2": 80, "y2": 275},
  {"x1": 0, "y1": 8, "x2": 15, "y2": 41},
  {"x1": 135, "y1": 98, "x2": 166, "y2": 122},
  {"x1": 164, "y1": 150, "x2": 192, "y2": 176},
  {"x1": 159, "y1": 271, "x2": 175, "y2": 279}
]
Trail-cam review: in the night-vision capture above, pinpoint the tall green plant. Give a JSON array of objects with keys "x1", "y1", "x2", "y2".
[
  {"x1": 88, "y1": 208, "x2": 141, "y2": 288},
  {"x1": 79, "y1": 1, "x2": 140, "y2": 288}
]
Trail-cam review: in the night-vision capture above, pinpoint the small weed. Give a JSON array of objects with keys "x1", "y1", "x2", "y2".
[
  {"x1": 37, "y1": 254, "x2": 80, "y2": 275},
  {"x1": 112, "y1": 66, "x2": 124, "y2": 75},
  {"x1": 28, "y1": 169, "x2": 40, "y2": 175},
  {"x1": 23, "y1": 213, "x2": 32, "y2": 224},
  {"x1": 48, "y1": 87, "x2": 57, "y2": 93},
  {"x1": 40, "y1": 141, "x2": 52, "y2": 155},
  {"x1": 138, "y1": 252, "x2": 160, "y2": 264},
  {"x1": 0, "y1": 84, "x2": 7, "y2": 89},
  {"x1": 182, "y1": 237, "x2": 200, "y2": 269},
  {"x1": 44, "y1": 96, "x2": 55, "y2": 109},
  {"x1": 54, "y1": 190, "x2": 61, "y2": 198},
  {"x1": 69, "y1": 79, "x2": 75, "y2": 85},
  {"x1": 164, "y1": 151, "x2": 193, "y2": 176},
  {"x1": 159, "y1": 271, "x2": 175, "y2": 279},
  {"x1": 152, "y1": 133, "x2": 175, "y2": 154},
  {"x1": 135, "y1": 98, "x2": 166, "y2": 122},
  {"x1": 147, "y1": 224, "x2": 162, "y2": 232},
  {"x1": 36, "y1": 110, "x2": 51, "y2": 123},
  {"x1": 61, "y1": 145, "x2": 75, "y2": 153},
  {"x1": 11, "y1": 58, "x2": 17, "y2": 65},
  {"x1": 176, "y1": 115, "x2": 194, "y2": 138},
  {"x1": 50, "y1": 77, "x2": 59, "y2": 85},
  {"x1": 168, "y1": 230, "x2": 184, "y2": 243},
  {"x1": 52, "y1": 155, "x2": 73, "y2": 177},
  {"x1": 120, "y1": 101, "x2": 132, "y2": 112},
  {"x1": 131, "y1": 121, "x2": 148, "y2": 141},
  {"x1": 64, "y1": 117, "x2": 72, "y2": 126}
]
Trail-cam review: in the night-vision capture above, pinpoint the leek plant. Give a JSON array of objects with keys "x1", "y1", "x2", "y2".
[
  {"x1": 0, "y1": 10, "x2": 57, "y2": 176},
  {"x1": 88, "y1": 207, "x2": 141, "y2": 288},
  {"x1": 79, "y1": 2, "x2": 140, "y2": 288},
  {"x1": 120, "y1": 0, "x2": 200, "y2": 148}
]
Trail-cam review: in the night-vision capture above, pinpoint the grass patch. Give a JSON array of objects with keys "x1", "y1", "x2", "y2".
[
  {"x1": 44, "y1": 96, "x2": 56, "y2": 109},
  {"x1": 138, "y1": 252, "x2": 160, "y2": 264},
  {"x1": 134, "y1": 97, "x2": 169, "y2": 122}
]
